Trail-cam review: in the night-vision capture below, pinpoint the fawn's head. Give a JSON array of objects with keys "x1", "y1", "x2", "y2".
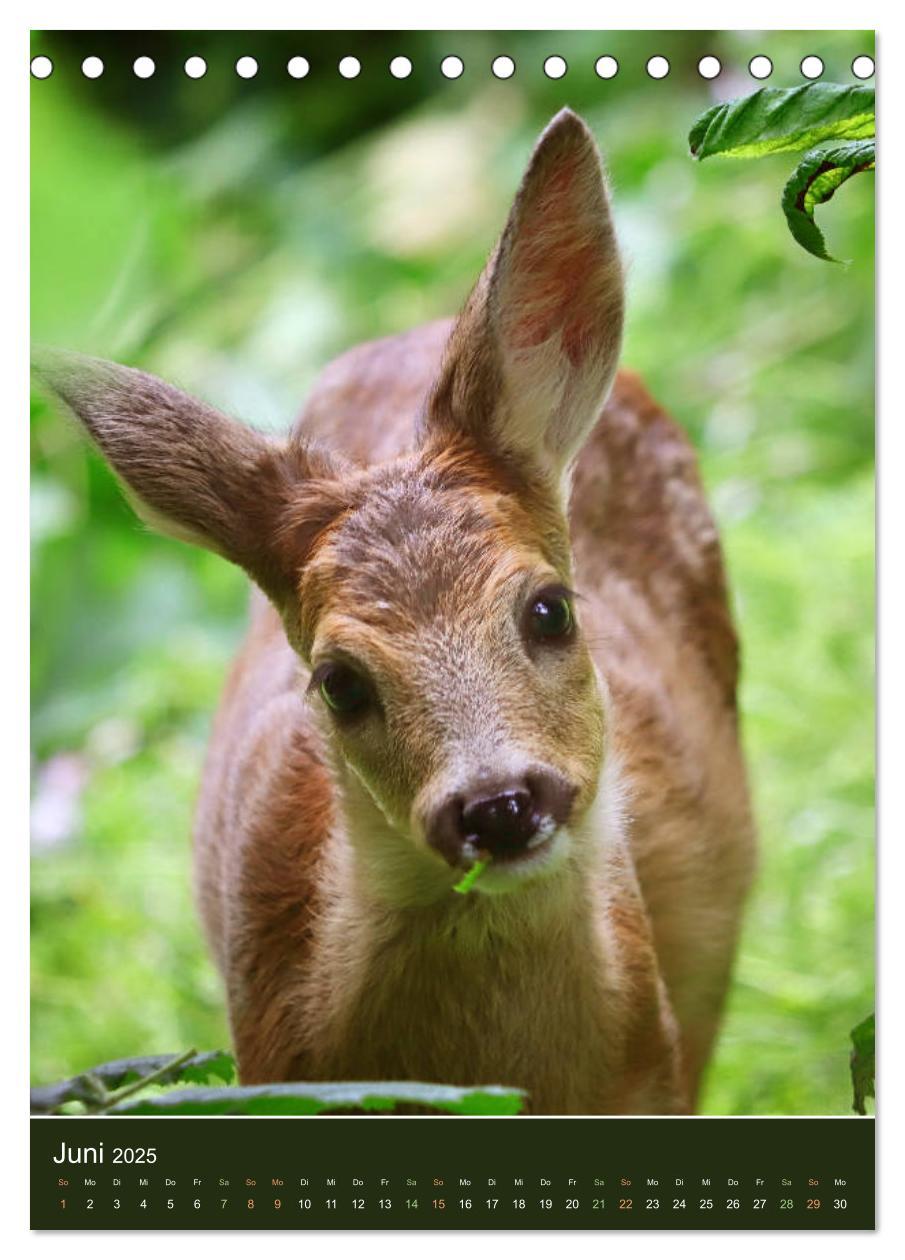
[{"x1": 35, "y1": 110, "x2": 624, "y2": 901}]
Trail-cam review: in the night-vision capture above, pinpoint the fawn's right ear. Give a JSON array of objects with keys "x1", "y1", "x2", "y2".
[
  {"x1": 423, "y1": 109, "x2": 624, "y2": 492},
  {"x1": 32, "y1": 350, "x2": 338, "y2": 610}
]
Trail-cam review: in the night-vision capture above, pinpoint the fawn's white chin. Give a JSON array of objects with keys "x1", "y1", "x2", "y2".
[{"x1": 466, "y1": 825, "x2": 569, "y2": 895}]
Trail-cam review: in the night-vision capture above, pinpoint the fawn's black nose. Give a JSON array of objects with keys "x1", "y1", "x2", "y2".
[
  {"x1": 461, "y1": 788, "x2": 536, "y2": 853},
  {"x1": 426, "y1": 771, "x2": 577, "y2": 868}
]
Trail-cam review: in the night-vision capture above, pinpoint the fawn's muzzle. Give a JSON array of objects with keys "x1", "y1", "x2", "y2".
[{"x1": 426, "y1": 771, "x2": 577, "y2": 867}]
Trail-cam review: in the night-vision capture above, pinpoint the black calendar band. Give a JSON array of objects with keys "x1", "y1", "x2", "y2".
[{"x1": 30, "y1": 1115, "x2": 874, "y2": 1231}]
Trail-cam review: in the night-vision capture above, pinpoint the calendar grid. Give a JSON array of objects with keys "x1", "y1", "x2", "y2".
[{"x1": 31, "y1": 1116, "x2": 874, "y2": 1230}]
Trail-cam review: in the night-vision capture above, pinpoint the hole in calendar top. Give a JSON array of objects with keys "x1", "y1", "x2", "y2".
[
  {"x1": 800, "y1": 55, "x2": 824, "y2": 80},
  {"x1": 646, "y1": 56, "x2": 669, "y2": 80},
  {"x1": 492, "y1": 56, "x2": 515, "y2": 79},
  {"x1": 441, "y1": 56, "x2": 464, "y2": 79},
  {"x1": 748, "y1": 55, "x2": 773, "y2": 80},
  {"x1": 852, "y1": 55, "x2": 875, "y2": 79},
  {"x1": 81, "y1": 56, "x2": 103, "y2": 79},
  {"x1": 339, "y1": 56, "x2": 361, "y2": 79},
  {"x1": 288, "y1": 56, "x2": 309, "y2": 79},
  {"x1": 236, "y1": 56, "x2": 258, "y2": 79},
  {"x1": 595, "y1": 56, "x2": 618, "y2": 79},
  {"x1": 544, "y1": 56, "x2": 567, "y2": 80},
  {"x1": 133, "y1": 56, "x2": 155, "y2": 79},
  {"x1": 30, "y1": 55, "x2": 53, "y2": 79},
  {"x1": 390, "y1": 56, "x2": 412, "y2": 79},
  {"x1": 698, "y1": 56, "x2": 721, "y2": 80},
  {"x1": 185, "y1": 56, "x2": 207, "y2": 79}
]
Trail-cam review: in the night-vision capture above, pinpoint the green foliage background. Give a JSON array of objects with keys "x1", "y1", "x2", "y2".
[{"x1": 30, "y1": 30, "x2": 874, "y2": 1113}]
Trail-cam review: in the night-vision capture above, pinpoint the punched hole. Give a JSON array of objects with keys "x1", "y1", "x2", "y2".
[{"x1": 852, "y1": 55, "x2": 875, "y2": 80}]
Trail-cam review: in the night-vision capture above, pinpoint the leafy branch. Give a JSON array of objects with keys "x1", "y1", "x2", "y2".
[
  {"x1": 30, "y1": 1050, "x2": 526, "y2": 1117},
  {"x1": 30, "y1": 1049, "x2": 235, "y2": 1114},
  {"x1": 690, "y1": 83, "x2": 875, "y2": 262},
  {"x1": 850, "y1": 1014, "x2": 875, "y2": 1115}
]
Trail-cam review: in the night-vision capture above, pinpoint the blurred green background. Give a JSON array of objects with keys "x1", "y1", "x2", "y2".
[{"x1": 30, "y1": 30, "x2": 874, "y2": 1113}]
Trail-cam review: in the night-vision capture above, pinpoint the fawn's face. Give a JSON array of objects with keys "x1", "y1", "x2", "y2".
[
  {"x1": 37, "y1": 110, "x2": 623, "y2": 898},
  {"x1": 297, "y1": 449, "x2": 606, "y2": 890}
]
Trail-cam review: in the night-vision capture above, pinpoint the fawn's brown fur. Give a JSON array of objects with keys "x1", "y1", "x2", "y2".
[{"x1": 37, "y1": 110, "x2": 755, "y2": 1114}]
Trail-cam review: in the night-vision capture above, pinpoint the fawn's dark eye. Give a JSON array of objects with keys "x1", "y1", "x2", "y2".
[
  {"x1": 527, "y1": 588, "x2": 575, "y2": 643},
  {"x1": 314, "y1": 663, "x2": 372, "y2": 718}
]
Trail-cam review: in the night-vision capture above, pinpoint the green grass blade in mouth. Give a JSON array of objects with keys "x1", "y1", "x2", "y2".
[{"x1": 453, "y1": 855, "x2": 491, "y2": 895}]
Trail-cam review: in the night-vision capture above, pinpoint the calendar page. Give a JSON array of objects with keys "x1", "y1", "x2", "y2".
[{"x1": 29, "y1": 27, "x2": 875, "y2": 1233}]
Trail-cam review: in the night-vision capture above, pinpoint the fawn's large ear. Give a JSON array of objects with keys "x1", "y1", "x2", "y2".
[
  {"x1": 32, "y1": 351, "x2": 333, "y2": 610},
  {"x1": 424, "y1": 109, "x2": 623, "y2": 488}
]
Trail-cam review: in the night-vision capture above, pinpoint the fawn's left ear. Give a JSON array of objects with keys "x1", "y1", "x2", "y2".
[
  {"x1": 425, "y1": 109, "x2": 624, "y2": 488},
  {"x1": 30, "y1": 349, "x2": 342, "y2": 612}
]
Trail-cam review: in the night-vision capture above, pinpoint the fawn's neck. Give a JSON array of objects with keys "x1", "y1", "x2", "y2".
[{"x1": 300, "y1": 759, "x2": 645, "y2": 1107}]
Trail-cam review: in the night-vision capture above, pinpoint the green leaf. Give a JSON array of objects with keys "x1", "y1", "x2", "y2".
[
  {"x1": 690, "y1": 84, "x2": 874, "y2": 161},
  {"x1": 108, "y1": 1080, "x2": 526, "y2": 1117},
  {"x1": 850, "y1": 1014, "x2": 875, "y2": 1115},
  {"x1": 169, "y1": 1050, "x2": 236, "y2": 1087},
  {"x1": 781, "y1": 141, "x2": 875, "y2": 261},
  {"x1": 30, "y1": 1050, "x2": 236, "y2": 1113}
]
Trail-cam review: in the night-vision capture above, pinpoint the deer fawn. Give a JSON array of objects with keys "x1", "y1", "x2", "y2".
[{"x1": 36, "y1": 110, "x2": 755, "y2": 1114}]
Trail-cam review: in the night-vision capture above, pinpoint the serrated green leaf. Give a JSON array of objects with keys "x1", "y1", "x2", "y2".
[
  {"x1": 30, "y1": 1050, "x2": 237, "y2": 1113},
  {"x1": 690, "y1": 84, "x2": 874, "y2": 161},
  {"x1": 175, "y1": 1050, "x2": 237, "y2": 1087},
  {"x1": 781, "y1": 141, "x2": 875, "y2": 261},
  {"x1": 109, "y1": 1080, "x2": 526, "y2": 1117},
  {"x1": 850, "y1": 1014, "x2": 875, "y2": 1115}
]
